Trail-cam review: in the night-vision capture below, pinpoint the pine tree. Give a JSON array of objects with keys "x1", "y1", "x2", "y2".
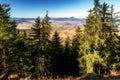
[
  {"x1": 79, "y1": 0, "x2": 104, "y2": 74},
  {"x1": 31, "y1": 16, "x2": 42, "y2": 78},
  {"x1": 31, "y1": 16, "x2": 41, "y2": 53},
  {"x1": 100, "y1": 3, "x2": 120, "y2": 72},
  {"x1": 49, "y1": 31, "x2": 63, "y2": 76},
  {"x1": 0, "y1": 4, "x2": 10, "y2": 70},
  {"x1": 79, "y1": 0, "x2": 120, "y2": 74},
  {"x1": 11, "y1": 33, "x2": 33, "y2": 77},
  {"x1": 39, "y1": 11, "x2": 51, "y2": 77},
  {"x1": 63, "y1": 36, "x2": 72, "y2": 75},
  {"x1": 111, "y1": 7, "x2": 120, "y2": 71},
  {"x1": 31, "y1": 11, "x2": 51, "y2": 78},
  {"x1": 71, "y1": 27, "x2": 81, "y2": 75},
  {"x1": 0, "y1": 4, "x2": 16, "y2": 72}
]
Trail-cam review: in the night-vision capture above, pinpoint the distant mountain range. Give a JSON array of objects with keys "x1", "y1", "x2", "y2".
[
  {"x1": 10, "y1": 17, "x2": 86, "y2": 24},
  {"x1": 10, "y1": 18, "x2": 35, "y2": 23}
]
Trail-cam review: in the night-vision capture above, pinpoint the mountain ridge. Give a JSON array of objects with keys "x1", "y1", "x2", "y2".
[{"x1": 10, "y1": 17, "x2": 86, "y2": 24}]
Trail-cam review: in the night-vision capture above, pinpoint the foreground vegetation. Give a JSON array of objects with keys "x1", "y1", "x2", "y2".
[{"x1": 0, "y1": 0, "x2": 120, "y2": 79}]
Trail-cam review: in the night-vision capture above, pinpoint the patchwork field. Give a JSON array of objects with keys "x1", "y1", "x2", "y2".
[{"x1": 16, "y1": 20, "x2": 84, "y2": 41}]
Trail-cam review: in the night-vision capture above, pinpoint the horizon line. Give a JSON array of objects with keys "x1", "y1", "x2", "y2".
[{"x1": 11, "y1": 16, "x2": 86, "y2": 19}]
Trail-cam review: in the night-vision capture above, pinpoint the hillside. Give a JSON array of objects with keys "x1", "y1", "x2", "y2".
[
  {"x1": 16, "y1": 18, "x2": 84, "y2": 41},
  {"x1": 16, "y1": 17, "x2": 120, "y2": 40}
]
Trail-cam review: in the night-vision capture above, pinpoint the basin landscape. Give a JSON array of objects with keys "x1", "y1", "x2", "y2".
[{"x1": 0, "y1": 0, "x2": 120, "y2": 80}]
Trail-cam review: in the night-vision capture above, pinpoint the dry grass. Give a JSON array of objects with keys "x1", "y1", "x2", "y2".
[
  {"x1": 0, "y1": 74, "x2": 19, "y2": 80},
  {"x1": 1, "y1": 72, "x2": 119, "y2": 80},
  {"x1": 16, "y1": 22, "x2": 33, "y2": 30},
  {"x1": 17, "y1": 21, "x2": 84, "y2": 41},
  {"x1": 8, "y1": 74, "x2": 19, "y2": 79}
]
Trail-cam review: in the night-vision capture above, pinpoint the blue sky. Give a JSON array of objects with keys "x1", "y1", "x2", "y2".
[{"x1": 0, "y1": 0, "x2": 120, "y2": 18}]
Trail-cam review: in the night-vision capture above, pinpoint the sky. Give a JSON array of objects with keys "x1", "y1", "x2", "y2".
[{"x1": 0, "y1": 0, "x2": 120, "y2": 18}]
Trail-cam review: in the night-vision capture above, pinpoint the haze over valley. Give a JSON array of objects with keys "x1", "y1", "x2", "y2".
[{"x1": 15, "y1": 17, "x2": 85, "y2": 40}]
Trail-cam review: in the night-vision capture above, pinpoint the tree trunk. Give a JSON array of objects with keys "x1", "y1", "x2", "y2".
[{"x1": 2, "y1": 47, "x2": 6, "y2": 68}]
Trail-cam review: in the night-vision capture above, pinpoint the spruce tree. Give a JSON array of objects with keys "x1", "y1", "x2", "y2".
[
  {"x1": 63, "y1": 36, "x2": 72, "y2": 75},
  {"x1": 0, "y1": 4, "x2": 10, "y2": 70},
  {"x1": 31, "y1": 11, "x2": 51, "y2": 78},
  {"x1": 100, "y1": 3, "x2": 120, "y2": 72},
  {"x1": 71, "y1": 27, "x2": 81, "y2": 75},
  {"x1": 39, "y1": 11, "x2": 51, "y2": 77},
  {"x1": 79, "y1": 0, "x2": 120, "y2": 74},
  {"x1": 0, "y1": 4, "x2": 16, "y2": 72},
  {"x1": 31, "y1": 16, "x2": 42, "y2": 78},
  {"x1": 49, "y1": 31, "x2": 63, "y2": 76},
  {"x1": 79, "y1": 0, "x2": 104, "y2": 74},
  {"x1": 11, "y1": 33, "x2": 33, "y2": 77}
]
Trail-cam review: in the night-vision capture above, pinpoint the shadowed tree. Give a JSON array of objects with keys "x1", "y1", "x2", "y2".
[
  {"x1": 71, "y1": 27, "x2": 81, "y2": 75},
  {"x1": 31, "y1": 11, "x2": 51, "y2": 79},
  {"x1": 63, "y1": 36, "x2": 72, "y2": 76},
  {"x1": 48, "y1": 31, "x2": 64, "y2": 77}
]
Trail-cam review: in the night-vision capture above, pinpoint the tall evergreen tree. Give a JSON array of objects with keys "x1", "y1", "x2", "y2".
[
  {"x1": 0, "y1": 4, "x2": 10, "y2": 70},
  {"x1": 71, "y1": 27, "x2": 81, "y2": 75},
  {"x1": 63, "y1": 36, "x2": 72, "y2": 75},
  {"x1": 31, "y1": 17, "x2": 41, "y2": 51},
  {"x1": 11, "y1": 33, "x2": 33, "y2": 77},
  {"x1": 100, "y1": 3, "x2": 120, "y2": 72},
  {"x1": 0, "y1": 4, "x2": 16, "y2": 72},
  {"x1": 49, "y1": 31, "x2": 63, "y2": 77},
  {"x1": 79, "y1": 0, "x2": 104, "y2": 74},
  {"x1": 79, "y1": 0, "x2": 120, "y2": 74},
  {"x1": 0, "y1": 4, "x2": 33, "y2": 77},
  {"x1": 31, "y1": 16, "x2": 43, "y2": 78},
  {"x1": 31, "y1": 11, "x2": 51, "y2": 78},
  {"x1": 39, "y1": 11, "x2": 51, "y2": 77}
]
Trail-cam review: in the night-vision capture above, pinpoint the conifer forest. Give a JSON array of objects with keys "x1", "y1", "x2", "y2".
[{"x1": 0, "y1": 0, "x2": 120, "y2": 80}]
